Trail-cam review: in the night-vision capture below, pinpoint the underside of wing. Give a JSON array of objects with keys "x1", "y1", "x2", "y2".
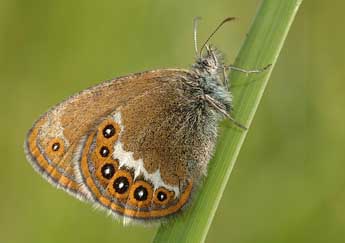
[
  {"x1": 25, "y1": 68, "x2": 218, "y2": 222},
  {"x1": 24, "y1": 69, "x2": 191, "y2": 200},
  {"x1": 74, "y1": 70, "x2": 219, "y2": 222}
]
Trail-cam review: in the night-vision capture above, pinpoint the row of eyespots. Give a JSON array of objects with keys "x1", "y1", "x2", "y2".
[
  {"x1": 100, "y1": 163, "x2": 173, "y2": 204},
  {"x1": 98, "y1": 123, "x2": 117, "y2": 157},
  {"x1": 99, "y1": 121, "x2": 171, "y2": 204},
  {"x1": 97, "y1": 120, "x2": 174, "y2": 205}
]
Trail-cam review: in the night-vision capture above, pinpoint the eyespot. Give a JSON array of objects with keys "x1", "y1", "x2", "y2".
[
  {"x1": 113, "y1": 176, "x2": 129, "y2": 194},
  {"x1": 101, "y1": 163, "x2": 115, "y2": 179},
  {"x1": 157, "y1": 191, "x2": 167, "y2": 202},
  {"x1": 95, "y1": 159, "x2": 119, "y2": 188},
  {"x1": 103, "y1": 124, "x2": 115, "y2": 138},
  {"x1": 97, "y1": 120, "x2": 120, "y2": 144},
  {"x1": 106, "y1": 170, "x2": 133, "y2": 199},
  {"x1": 46, "y1": 137, "x2": 65, "y2": 157},
  {"x1": 153, "y1": 187, "x2": 174, "y2": 206},
  {"x1": 134, "y1": 186, "x2": 148, "y2": 201},
  {"x1": 99, "y1": 146, "x2": 110, "y2": 157},
  {"x1": 128, "y1": 180, "x2": 153, "y2": 207},
  {"x1": 52, "y1": 142, "x2": 60, "y2": 151}
]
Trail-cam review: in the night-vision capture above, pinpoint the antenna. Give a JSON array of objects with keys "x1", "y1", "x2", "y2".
[
  {"x1": 193, "y1": 16, "x2": 202, "y2": 57},
  {"x1": 199, "y1": 17, "x2": 236, "y2": 57}
]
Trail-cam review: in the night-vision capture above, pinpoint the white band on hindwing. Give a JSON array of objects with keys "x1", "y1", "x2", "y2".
[{"x1": 112, "y1": 112, "x2": 179, "y2": 197}]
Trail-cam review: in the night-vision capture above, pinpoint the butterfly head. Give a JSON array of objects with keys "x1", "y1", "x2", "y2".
[{"x1": 193, "y1": 44, "x2": 225, "y2": 81}]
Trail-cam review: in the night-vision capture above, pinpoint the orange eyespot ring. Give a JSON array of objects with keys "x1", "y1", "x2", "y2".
[
  {"x1": 46, "y1": 137, "x2": 65, "y2": 158},
  {"x1": 128, "y1": 180, "x2": 153, "y2": 208},
  {"x1": 153, "y1": 187, "x2": 175, "y2": 206},
  {"x1": 93, "y1": 144, "x2": 114, "y2": 166},
  {"x1": 107, "y1": 169, "x2": 133, "y2": 200},
  {"x1": 97, "y1": 119, "x2": 120, "y2": 146},
  {"x1": 95, "y1": 159, "x2": 119, "y2": 187}
]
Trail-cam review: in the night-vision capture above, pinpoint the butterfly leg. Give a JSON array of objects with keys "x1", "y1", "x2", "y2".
[
  {"x1": 222, "y1": 66, "x2": 230, "y2": 90},
  {"x1": 204, "y1": 94, "x2": 247, "y2": 130},
  {"x1": 227, "y1": 64, "x2": 271, "y2": 76}
]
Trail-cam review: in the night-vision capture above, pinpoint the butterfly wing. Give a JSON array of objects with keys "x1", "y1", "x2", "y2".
[
  {"x1": 24, "y1": 70, "x2": 182, "y2": 199},
  {"x1": 25, "y1": 68, "x2": 217, "y2": 222}
]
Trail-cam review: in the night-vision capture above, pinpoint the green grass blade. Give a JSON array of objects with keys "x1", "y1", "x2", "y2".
[{"x1": 153, "y1": 0, "x2": 303, "y2": 242}]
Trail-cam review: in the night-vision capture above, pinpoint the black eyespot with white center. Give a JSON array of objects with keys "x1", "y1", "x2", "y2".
[
  {"x1": 102, "y1": 124, "x2": 115, "y2": 138},
  {"x1": 113, "y1": 176, "x2": 129, "y2": 194},
  {"x1": 101, "y1": 163, "x2": 115, "y2": 179},
  {"x1": 134, "y1": 186, "x2": 148, "y2": 201},
  {"x1": 52, "y1": 142, "x2": 60, "y2": 151},
  {"x1": 99, "y1": 146, "x2": 110, "y2": 157},
  {"x1": 157, "y1": 191, "x2": 167, "y2": 202}
]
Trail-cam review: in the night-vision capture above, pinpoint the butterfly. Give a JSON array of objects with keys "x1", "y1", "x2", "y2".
[{"x1": 24, "y1": 17, "x2": 268, "y2": 224}]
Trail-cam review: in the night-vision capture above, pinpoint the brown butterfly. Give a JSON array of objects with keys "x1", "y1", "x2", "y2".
[{"x1": 24, "y1": 17, "x2": 268, "y2": 224}]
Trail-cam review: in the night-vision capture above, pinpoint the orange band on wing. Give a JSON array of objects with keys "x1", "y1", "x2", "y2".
[
  {"x1": 80, "y1": 132, "x2": 193, "y2": 219},
  {"x1": 26, "y1": 119, "x2": 80, "y2": 193}
]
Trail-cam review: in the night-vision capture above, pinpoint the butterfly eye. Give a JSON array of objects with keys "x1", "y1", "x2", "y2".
[
  {"x1": 202, "y1": 59, "x2": 210, "y2": 66},
  {"x1": 103, "y1": 124, "x2": 115, "y2": 138},
  {"x1": 101, "y1": 163, "x2": 115, "y2": 179},
  {"x1": 113, "y1": 176, "x2": 130, "y2": 194}
]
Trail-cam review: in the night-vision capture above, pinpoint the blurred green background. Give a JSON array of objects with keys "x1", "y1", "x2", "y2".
[{"x1": 1, "y1": 0, "x2": 344, "y2": 242}]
